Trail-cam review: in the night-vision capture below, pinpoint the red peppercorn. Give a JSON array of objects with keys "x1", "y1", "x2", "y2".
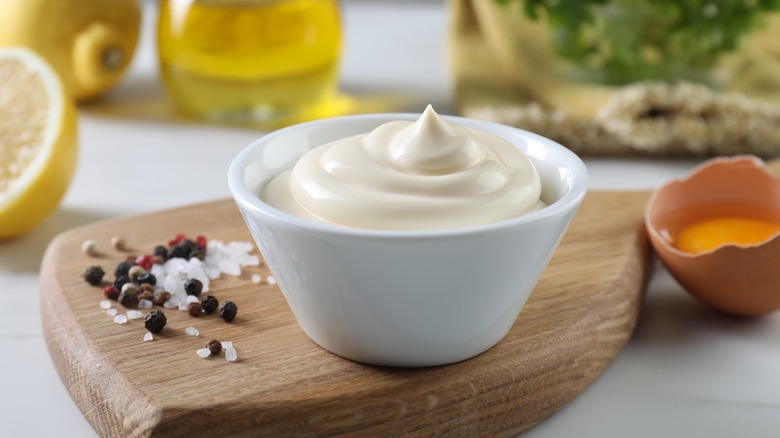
[
  {"x1": 168, "y1": 233, "x2": 187, "y2": 247},
  {"x1": 137, "y1": 254, "x2": 155, "y2": 271},
  {"x1": 196, "y1": 235, "x2": 207, "y2": 249},
  {"x1": 187, "y1": 301, "x2": 203, "y2": 317},
  {"x1": 103, "y1": 285, "x2": 120, "y2": 300},
  {"x1": 205, "y1": 339, "x2": 222, "y2": 355}
]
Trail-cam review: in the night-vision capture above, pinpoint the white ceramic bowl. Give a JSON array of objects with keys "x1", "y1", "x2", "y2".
[{"x1": 228, "y1": 113, "x2": 588, "y2": 367}]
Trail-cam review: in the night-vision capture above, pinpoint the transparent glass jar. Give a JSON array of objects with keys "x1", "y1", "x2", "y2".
[{"x1": 157, "y1": 0, "x2": 343, "y2": 127}]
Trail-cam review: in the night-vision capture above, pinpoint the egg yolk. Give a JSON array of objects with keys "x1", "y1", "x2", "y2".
[{"x1": 676, "y1": 217, "x2": 780, "y2": 255}]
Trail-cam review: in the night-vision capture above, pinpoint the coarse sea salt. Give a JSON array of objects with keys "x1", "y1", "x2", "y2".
[
  {"x1": 143, "y1": 332, "x2": 154, "y2": 342},
  {"x1": 138, "y1": 299, "x2": 153, "y2": 309},
  {"x1": 185, "y1": 295, "x2": 200, "y2": 304},
  {"x1": 221, "y1": 341, "x2": 233, "y2": 349},
  {"x1": 196, "y1": 348, "x2": 211, "y2": 359},
  {"x1": 185, "y1": 326, "x2": 199, "y2": 336},
  {"x1": 151, "y1": 239, "x2": 259, "y2": 310},
  {"x1": 225, "y1": 347, "x2": 238, "y2": 362},
  {"x1": 99, "y1": 300, "x2": 112, "y2": 310},
  {"x1": 113, "y1": 314, "x2": 128, "y2": 324},
  {"x1": 251, "y1": 274, "x2": 261, "y2": 284},
  {"x1": 267, "y1": 275, "x2": 277, "y2": 285},
  {"x1": 127, "y1": 310, "x2": 143, "y2": 320}
]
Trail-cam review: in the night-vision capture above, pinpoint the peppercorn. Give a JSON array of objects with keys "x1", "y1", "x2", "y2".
[
  {"x1": 114, "y1": 275, "x2": 130, "y2": 290},
  {"x1": 81, "y1": 239, "x2": 100, "y2": 257},
  {"x1": 119, "y1": 283, "x2": 138, "y2": 308},
  {"x1": 144, "y1": 310, "x2": 167, "y2": 334},
  {"x1": 114, "y1": 261, "x2": 133, "y2": 278},
  {"x1": 205, "y1": 339, "x2": 222, "y2": 356},
  {"x1": 137, "y1": 272, "x2": 157, "y2": 287},
  {"x1": 201, "y1": 295, "x2": 219, "y2": 314},
  {"x1": 82, "y1": 265, "x2": 105, "y2": 286},
  {"x1": 152, "y1": 290, "x2": 171, "y2": 306},
  {"x1": 111, "y1": 236, "x2": 128, "y2": 251},
  {"x1": 137, "y1": 288, "x2": 153, "y2": 301},
  {"x1": 184, "y1": 278, "x2": 203, "y2": 296},
  {"x1": 196, "y1": 235, "x2": 207, "y2": 249},
  {"x1": 137, "y1": 255, "x2": 155, "y2": 271},
  {"x1": 103, "y1": 285, "x2": 120, "y2": 300},
  {"x1": 128, "y1": 265, "x2": 146, "y2": 282},
  {"x1": 168, "y1": 244, "x2": 189, "y2": 259},
  {"x1": 153, "y1": 245, "x2": 168, "y2": 260},
  {"x1": 219, "y1": 301, "x2": 238, "y2": 322},
  {"x1": 187, "y1": 301, "x2": 203, "y2": 317},
  {"x1": 189, "y1": 247, "x2": 206, "y2": 261}
]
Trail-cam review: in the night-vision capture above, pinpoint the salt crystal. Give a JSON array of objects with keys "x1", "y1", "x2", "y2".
[
  {"x1": 185, "y1": 326, "x2": 199, "y2": 336},
  {"x1": 185, "y1": 295, "x2": 200, "y2": 304},
  {"x1": 143, "y1": 332, "x2": 153, "y2": 342},
  {"x1": 178, "y1": 303, "x2": 189, "y2": 311},
  {"x1": 225, "y1": 347, "x2": 238, "y2": 362},
  {"x1": 251, "y1": 274, "x2": 261, "y2": 284},
  {"x1": 138, "y1": 299, "x2": 153, "y2": 309},
  {"x1": 99, "y1": 300, "x2": 112, "y2": 310},
  {"x1": 267, "y1": 275, "x2": 277, "y2": 285},
  {"x1": 113, "y1": 314, "x2": 128, "y2": 324},
  {"x1": 163, "y1": 299, "x2": 178, "y2": 309},
  {"x1": 106, "y1": 308, "x2": 118, "y2": 316},
  {"x1": 196, "y1": 348, "x2": 211, "y2": 359},
  {"x1": 221, "y1": 341, "x2": 232, "y2": 349},
  {"x1": 127, "y1": 310, "x2": 143, "y2": 320}
]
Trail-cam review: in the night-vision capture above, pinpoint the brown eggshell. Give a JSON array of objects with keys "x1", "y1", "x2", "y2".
[{"x1": 645, "y1": 155, "x2": 780, "y2": 316}]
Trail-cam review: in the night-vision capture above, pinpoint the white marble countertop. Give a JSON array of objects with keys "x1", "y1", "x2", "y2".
[{"x1": 3, "y1": 1, "x2": 780, "y2": 437}]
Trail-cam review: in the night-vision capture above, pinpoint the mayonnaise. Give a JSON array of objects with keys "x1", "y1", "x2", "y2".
[{"x1": 261, "y1": 105, "x2": 545, "y2": 230}]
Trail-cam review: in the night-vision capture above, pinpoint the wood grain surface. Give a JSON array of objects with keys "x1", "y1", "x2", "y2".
[{"x1": 40, "y1": 191, "x2": 650, "y2": 437}]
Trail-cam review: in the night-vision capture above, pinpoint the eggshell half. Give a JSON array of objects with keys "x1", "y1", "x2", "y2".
[{"x1": 646, "y1": 155, "x2": 780, "y2": 316}]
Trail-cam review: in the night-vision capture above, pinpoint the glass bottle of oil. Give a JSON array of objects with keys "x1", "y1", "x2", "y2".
[{"x1": 157, "y1": 0, "x2": 343, "y2": 127}]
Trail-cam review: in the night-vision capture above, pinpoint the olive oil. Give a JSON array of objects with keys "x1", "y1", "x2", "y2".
[{"x1": 157, "y1": 0, "x2": 342, "y2": 126}]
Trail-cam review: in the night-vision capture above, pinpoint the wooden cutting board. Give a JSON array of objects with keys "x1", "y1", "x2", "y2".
[{"x1": 40, "y1": 190, "x2": 650, "y2": 437}]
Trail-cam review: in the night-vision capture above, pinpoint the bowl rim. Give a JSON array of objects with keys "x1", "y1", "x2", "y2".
[{"x1": 228, "y1": 112, "x2": 589, "y2": 239}]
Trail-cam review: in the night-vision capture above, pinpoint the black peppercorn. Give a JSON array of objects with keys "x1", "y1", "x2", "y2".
[
  {"x1": 153, "y1": 245, "x2": 168, "y2": 260},
  {"x1": 82, "y1": 265, "x2": 105, "y2": 286},
  {"x1": 114, "y1": 261, "x2": 134, "y2": 278},
  {"x1": 184, "y1": 278, "x2": 203, "y2": 296},
  {"x1": 168, "y1": 244, "x2": 188, "y2": 259},
  {"x1": 144, "y1": 310, "x2": 167, "y2": 334},
  {"x1": 201, "y1": 295, "x2": 219, "y2": 314},
  {"x1": 137, "y1": 272, "x2": 157, "y2": 287},
  {"x1": 114, "y1": 275, "x2": 130, "y2": 290},
  {"x1": 219, "y1": 301, "x2": 238, "y2": 322},
  {"x1": 205, "y1": 339, "x2": 222, "y2": 356},
  {"x1": 187, "y1": 301, "x2": 203, "y2": 317}
]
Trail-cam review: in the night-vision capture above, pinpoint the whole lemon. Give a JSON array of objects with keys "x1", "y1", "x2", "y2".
[{"x1": 0, "y1": 0, "x2": 141, "y2": 102}]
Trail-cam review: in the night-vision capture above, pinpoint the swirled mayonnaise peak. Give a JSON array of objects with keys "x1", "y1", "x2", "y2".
[{"x1": 261, "y1": 105, "x2": 546, "y2": 230}]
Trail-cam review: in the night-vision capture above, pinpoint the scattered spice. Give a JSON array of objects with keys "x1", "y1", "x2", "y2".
[
  {"x1": 111, "y1": 236, "x2": 128, "y2": 251},
  {"x1": 114, "y1": 275, "x2": 130, "y2": 290},
  {"x1": 187, "y1": 301, "x2": 203, "y2": 317},
  {"x1": 82, "y1": 239, "x2": 100, "y2": 257},
  {"x1": 119, "y1": 283, "x2": 138, "y2": 308},
  {"x1": 205, "y1": 339, "x2": 222, "y2": 355},
  {"x1": 201, "y1": 295, "x2": 219, "y2": 314},
  {"x1": 184, "y1": 278, "x2": 203, "y2": 296},
  {"x1": 153, "y1": 245, "x2": 168, "y2": 260},
  {"x1": 219, "y1": 301, "x2": 238, "y2": 322},
  {"x1": 152, "y1": 290, "x2": 171, "y2": 306},
  {"x1": 137, "y1": 272, "x2": 156, "y2": 287},
  {"x1": 83, "y1": 265, "x2": 105, "y2": 285},
  {"x1": 144, "y1": 310, "x2": 167, "y2": 334},
  {"x1": 103, "y1": 285, "x2": 120, "y2": 300},
  {"x1": 127, "y1": 265, "x2": 145, "y2": 282},
  {"x1": 114, "y1": 261, "x2": 133, "y2": 278}
]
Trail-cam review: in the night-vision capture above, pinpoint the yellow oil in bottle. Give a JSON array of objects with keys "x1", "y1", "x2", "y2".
[{"x1": 157, "y1": 0, "x2": 343, "y2": 127}]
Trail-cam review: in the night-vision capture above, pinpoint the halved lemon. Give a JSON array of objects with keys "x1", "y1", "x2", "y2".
[{"x1": 0, "y1": 47, "x2": 78, "y2": 239}]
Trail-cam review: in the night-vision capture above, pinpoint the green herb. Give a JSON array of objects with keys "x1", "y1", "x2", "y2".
[{"x1": 495, "y1": 0, "x2": 780, "y2": 83}]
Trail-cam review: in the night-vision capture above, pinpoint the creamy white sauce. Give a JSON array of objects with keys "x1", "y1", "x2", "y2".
[{"x1": 261, "y1": 105, "x2": 545, "y2": 229}]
